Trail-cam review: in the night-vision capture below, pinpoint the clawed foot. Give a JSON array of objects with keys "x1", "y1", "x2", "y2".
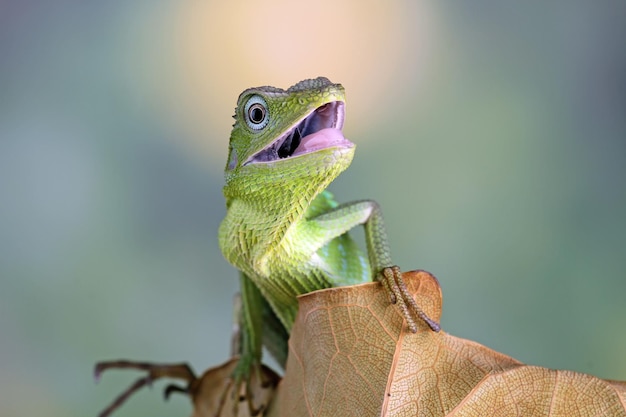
[
  {"x1": 228, "y1": 361, "x2": 280, "y2": 417},
  {"x1": 380, "y1": 266, "x2": 441, "y2": 333},
  {"x1": 94, "y1": 360, "x2": 197, "y2": 417}
]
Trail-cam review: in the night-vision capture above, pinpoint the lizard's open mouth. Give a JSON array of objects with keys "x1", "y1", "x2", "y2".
[{"x1": 247, "y1": 101, "x2": 352, "y2": 164}]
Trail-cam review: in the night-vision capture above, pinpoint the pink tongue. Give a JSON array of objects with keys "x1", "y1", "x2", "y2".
[{"x1": 294, "y1": 128, "x2": 353, "y2": 155}]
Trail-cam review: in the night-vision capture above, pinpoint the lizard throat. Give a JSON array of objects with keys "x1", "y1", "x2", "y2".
[{"x1": 246, "y1": 101, "x2": 353, "y2": 164}]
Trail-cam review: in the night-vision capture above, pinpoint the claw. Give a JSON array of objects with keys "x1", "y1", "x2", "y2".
[
  {"x1": 231, "y1": 361, "x2": 271, "y2": 416},
  {"x1": 210, "y1": 359, "x2": 280, "y2": 417},
  {"x1": 380, "y1": 266, "x2": 441, "y2": 333}
]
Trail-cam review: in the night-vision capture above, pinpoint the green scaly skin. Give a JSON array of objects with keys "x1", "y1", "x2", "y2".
[{"x1": 218, "y1": 78, "x2": 440, "y2": 401}]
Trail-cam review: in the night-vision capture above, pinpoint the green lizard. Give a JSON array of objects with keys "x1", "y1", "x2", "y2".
[
  {"x1": 219, "y1": 77, "x2": 440, "y2": 396},
  {"x1": 94, "y1": 77, "x2": 441, "y2": 417}
]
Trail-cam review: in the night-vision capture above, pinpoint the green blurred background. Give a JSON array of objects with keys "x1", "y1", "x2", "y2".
[{"x1": 1, "y1": 1, "x2": 625, "y2": 416}]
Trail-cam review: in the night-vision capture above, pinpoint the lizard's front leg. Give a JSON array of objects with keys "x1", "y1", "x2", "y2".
[
  {"x1": 361, "y1": 201, "x2": 441, "y2": 333},
  {"x1": 311, "y1": 200, "x2": 441, "y2": 333}
]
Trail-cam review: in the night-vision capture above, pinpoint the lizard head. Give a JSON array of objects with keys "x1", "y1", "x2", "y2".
[{"x1": 223, "y1": 77, "x2": 355, "y2": 201}]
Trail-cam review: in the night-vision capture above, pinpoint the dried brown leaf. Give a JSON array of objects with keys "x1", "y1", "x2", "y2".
[{"x1": 272, "y1": 270, "x2": 626, "y2": 417}]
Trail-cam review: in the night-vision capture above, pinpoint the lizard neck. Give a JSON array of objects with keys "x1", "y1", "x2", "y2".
[{"x1": 219, "y1": 147, "x2": 354, "y2": 273}]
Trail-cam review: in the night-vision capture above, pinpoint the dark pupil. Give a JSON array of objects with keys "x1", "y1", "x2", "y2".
[{"x1": 250, "y1": 105, "x2": 265, "y2": 123}]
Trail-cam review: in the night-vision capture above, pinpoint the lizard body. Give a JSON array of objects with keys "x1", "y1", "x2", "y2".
[{"x1": 218, "y1": 77, "x2": 439, "y2": 389}]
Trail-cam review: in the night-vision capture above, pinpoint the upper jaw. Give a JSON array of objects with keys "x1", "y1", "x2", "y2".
[{"x1": 245, "y1": 101, "x2": 353, "y2": 165}]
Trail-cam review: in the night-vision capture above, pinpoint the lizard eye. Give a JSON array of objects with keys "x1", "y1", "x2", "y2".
[{"x1": 244, "y1": 95, "x2": 269, "y2": 130}]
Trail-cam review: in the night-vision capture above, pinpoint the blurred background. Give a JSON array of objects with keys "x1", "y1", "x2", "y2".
[{"x1": 1, "y1": 1, "x2": 625, "y2": 416}]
